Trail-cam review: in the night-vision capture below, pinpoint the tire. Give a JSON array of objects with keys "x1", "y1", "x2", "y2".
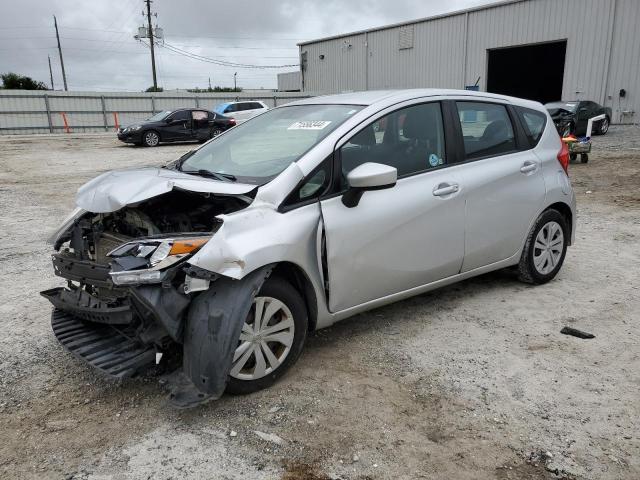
[
  {"x1": 517, "y1": 209, "x2": 569, "y2": 285},
  {"x1": 581, "y1": 153, "x2": 589, "y2": 164},
  {"x1": 597, "y1": 116, "x2": 610, "y2": 135},
  {"x1": 142, "y1": 130, "x2": 160, "y2": 147},
  {"x1": 561, "y1": 123, "x2": 574, "y2": 138},
  {"x1": 211, "y1": 128, "x2": 223, "y2": 138},
  {"x1": 569, "y1": 153, "x2": 577, "y2": 163},
  {"x1": 226, "y1": 276, "x2": 308, "y2": 395}
]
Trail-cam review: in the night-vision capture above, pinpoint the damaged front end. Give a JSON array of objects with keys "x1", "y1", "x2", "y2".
[{"x1": 42, "y1": 186, "x2": 265, "y2": 405}]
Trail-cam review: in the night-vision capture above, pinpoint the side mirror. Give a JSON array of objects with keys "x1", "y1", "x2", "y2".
[{"x1": 342, "y1": 162, "x2": 397, "y2": 208}]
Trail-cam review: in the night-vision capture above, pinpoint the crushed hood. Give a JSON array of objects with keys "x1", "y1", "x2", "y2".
[{"x1": 76, "y1": 167, "x2": 257, "y2": 213}]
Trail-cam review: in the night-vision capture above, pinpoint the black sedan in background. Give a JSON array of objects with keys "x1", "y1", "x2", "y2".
[
  {"x1": 545, "y1": 100, "x2": 612, "y2": 137},
  {"x1": 117, "y1": 108, "x2": 236, "y2": 147}
]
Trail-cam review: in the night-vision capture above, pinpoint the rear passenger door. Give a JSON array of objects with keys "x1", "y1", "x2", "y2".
[
  {"x1": 453, "y1": 101, "x2": 547, "y2": 272},
  {"x1": 191, "y1": 110, "x2": 210, "y2": 140}
]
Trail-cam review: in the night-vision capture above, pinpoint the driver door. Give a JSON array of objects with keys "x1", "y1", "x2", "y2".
[
  {"x1": 320, "y1": 101, "x2": 465, "y2": 312},
  {"x1": 164, "y1": 110, "x2": 192, "y2": 141}
]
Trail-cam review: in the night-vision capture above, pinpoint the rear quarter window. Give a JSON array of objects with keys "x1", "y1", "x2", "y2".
[{"x1": 516, "y1": 107, "x2": 547, "y2": 147}]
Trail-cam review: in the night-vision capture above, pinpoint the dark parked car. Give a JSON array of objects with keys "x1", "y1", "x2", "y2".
[
  {"x1": 545, "y1": 100, "x2": 612, "y2": 137},
  {"x1": 117, "y1": 109, "x2": 236, "y2": 147}
]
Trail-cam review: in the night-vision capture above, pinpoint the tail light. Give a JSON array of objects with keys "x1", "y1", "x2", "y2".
[
  {"x1": 557, "y1": 142, "x2": 570, "y2": 174},
  {"x1": 228, "y1": 118, "x2": 236, "y2": 126}
]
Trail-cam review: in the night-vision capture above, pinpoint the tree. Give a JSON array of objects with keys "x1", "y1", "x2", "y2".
[
  {"x1": 146, "y1": 86, "x2": 163, "y2": 92},
  {"x1": 1, "y1": 72, "x2": 48, "y2": 90}
]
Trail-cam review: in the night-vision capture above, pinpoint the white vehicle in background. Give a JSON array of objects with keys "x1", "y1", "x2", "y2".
[{"x1": 214, "y1": 100, "x2": 268, "y2": 123}]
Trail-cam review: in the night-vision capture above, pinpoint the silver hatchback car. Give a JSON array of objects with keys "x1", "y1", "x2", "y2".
[{"x1": 43, "y1": 89, "x2": 575, "y2": 407}]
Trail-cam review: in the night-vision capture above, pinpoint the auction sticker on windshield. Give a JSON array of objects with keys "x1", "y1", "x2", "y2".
[{"x1": 288, "y1": 121, "x2": 332, "y2": 130}]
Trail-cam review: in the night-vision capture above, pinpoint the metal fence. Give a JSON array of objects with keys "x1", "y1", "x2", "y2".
[{"x1": 0, "y1": 90, "x2": 314, "y2": 135}]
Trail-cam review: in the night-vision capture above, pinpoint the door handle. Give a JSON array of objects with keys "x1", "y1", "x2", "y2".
[
  {"x1": 520, "y1": 161, "x2": 538, "y2": 174},
  {"x1": 433, "y1": 183, "x2": 459, "y2": 197}
]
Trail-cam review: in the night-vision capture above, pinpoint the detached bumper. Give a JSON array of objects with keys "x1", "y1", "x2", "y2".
[
  {"x1": 41, "y1": 287, "x2": 133, "y2": 325},
  {"x1": 51, "y1": 309, "x2": 156, "y2": 378}
]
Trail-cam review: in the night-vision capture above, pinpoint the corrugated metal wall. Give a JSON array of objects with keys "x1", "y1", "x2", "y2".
[
  {"x1": 0, "y1": 90, "x2": 313, "y2": 135},
  {"x1": 300, "y1": 0, "x2": 638, "y2": 123},
  {"x1": 605, "y1": 0, "x2": 640, "y2": 123},
  {"x1": 277, "y1": 72, "x2": 302, "y2": 91}
]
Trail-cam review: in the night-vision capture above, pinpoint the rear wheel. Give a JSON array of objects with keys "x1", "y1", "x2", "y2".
[
  {"x1": 518, "y1": 209, "x2": 568, "y2": 284},
  {"x1": 142, "y1": 130, "x2": 160, "y2": 147},
  {"x1": 226, "y1": 277, "x2": 308, "y2": 395},
  {"x1": 597, "y1": 116, "x2": 610, "y2": 135},
  {"x1": 561, "y1": 123, "x2": 574, "y2": 138}
]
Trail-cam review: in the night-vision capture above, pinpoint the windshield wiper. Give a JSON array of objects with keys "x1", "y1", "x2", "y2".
[{"x1": 186, "y1": 169, "x2": 237, "y2": 182}]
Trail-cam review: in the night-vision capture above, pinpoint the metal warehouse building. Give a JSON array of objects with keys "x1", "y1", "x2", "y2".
[{"x1": 297, "y1": 0, "x2": 639, "y2": 123}]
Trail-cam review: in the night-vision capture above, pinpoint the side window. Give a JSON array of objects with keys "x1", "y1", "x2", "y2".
[
  {"x1": 224, "y1": 104, "x2": 237, "y2": 113},
  {"x1": 192, "y1": 110, "x2": 208, "y2": 121},
  {"x1": 169, "y1": 110, "x2": 190, "y2": 122},
  {"x1": 239, "y1": 103, "x2": 252, "y2": 111},
  {"x1": 340, "y1": 102, "x2": 446, "y2": 183},
  {"x1": 208, "y1": 112, "x2": 216, "y2": 120},
  {"x1": 455, "y1": 102, "x2": 516, "y2": 159},
  {"x1": 282, "y1": 160, "x2": 331, "y2": 208},
  {"x1": 515, "y1": 107, "x2": 547, "y2": 148},
  {"x1": 250, "y1": 102, "x2": 264, "y2": 110}
]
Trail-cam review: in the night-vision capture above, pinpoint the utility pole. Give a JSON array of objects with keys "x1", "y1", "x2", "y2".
[
  {"x1": 48, "y1": 55, "x2": 55, "y2": 90},
  {"x1": 145, "y1": 0, "x2": 158, "y2": 91},
  {"x1": 234, "y1": 72, "x2": 237, "y2": 91},
  {"x1": 208, "y1": 77, "x2": 212, "y2": 90},
  {"x1": 53, "y1": 15, "x2": 68, "y2": 91}
]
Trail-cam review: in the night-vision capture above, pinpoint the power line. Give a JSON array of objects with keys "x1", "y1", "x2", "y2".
[{"x1": 161, "y1": 42, "x2": 299, "y2": 69}]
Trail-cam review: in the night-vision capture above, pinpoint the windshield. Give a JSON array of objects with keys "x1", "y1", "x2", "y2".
[
  {"x1": 147, "y1": 110, "x2": 171, "y2": 122},
  {"x1": 545, "y1": 102, "x2": 578, "y2": 115},
  {"x1": 179, "y1": 104, "x2": 363, "y2": 184}
]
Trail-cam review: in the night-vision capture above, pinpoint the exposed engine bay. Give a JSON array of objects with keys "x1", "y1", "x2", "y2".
[
  {"x1": 53, "y1": 190, "x2": 249, "y2": 262},
  {"x1": 41, "y1": 189, "x2": 257, "y2": 401}
]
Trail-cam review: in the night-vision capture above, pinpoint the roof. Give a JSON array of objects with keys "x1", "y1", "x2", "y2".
[
  {"x1": 288, "y1": 89, "x2": 543, "y2": 109},
  {"x1": 298, "y1": 0, "x2": 526, "y2": 46}
]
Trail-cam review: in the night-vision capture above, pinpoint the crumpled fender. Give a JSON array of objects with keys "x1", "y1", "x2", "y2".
[
  {"x1": 188, "y1": 163, "x2": 309, "y2": 279},
  {"x1": 177, "y1": 265, "x2": 273, "y2": 404}
]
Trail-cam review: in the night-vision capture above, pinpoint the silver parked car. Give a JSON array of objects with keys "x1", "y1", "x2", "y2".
[{"x1": 43, "y1": 89, "x2": 575, "y2": 407}]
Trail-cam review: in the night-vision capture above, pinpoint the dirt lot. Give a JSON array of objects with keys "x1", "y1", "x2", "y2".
[{"x1": 0, "y1": 129, "x2": 639, "y2": 480}]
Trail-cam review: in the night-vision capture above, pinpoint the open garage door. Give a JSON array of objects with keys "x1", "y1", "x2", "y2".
[{"x1": 487, "y1": 40, "x2": 567, "y2": 104}]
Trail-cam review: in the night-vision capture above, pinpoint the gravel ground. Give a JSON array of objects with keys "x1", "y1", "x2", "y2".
[{"x1": 0, "y1": 128, "x2": 639, "y2": 480}]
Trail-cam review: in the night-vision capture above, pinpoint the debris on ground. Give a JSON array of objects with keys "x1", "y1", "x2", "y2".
[{"x1": 561, "y1": 326, "x2": 596, "y2": 339}]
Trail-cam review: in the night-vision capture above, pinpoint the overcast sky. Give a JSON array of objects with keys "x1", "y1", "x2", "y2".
[{"x1": 0, "y1": 0, "x2": 493, "y2": 92}]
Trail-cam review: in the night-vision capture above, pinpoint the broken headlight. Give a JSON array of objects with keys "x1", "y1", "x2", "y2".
[{"x1": 108, "y1": 236, "x2": 210, "y2": 286}]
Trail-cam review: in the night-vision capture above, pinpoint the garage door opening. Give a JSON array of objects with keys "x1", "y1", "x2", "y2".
[{"x1": 487, "y1": 40, "x2": 567, "y2": 104}]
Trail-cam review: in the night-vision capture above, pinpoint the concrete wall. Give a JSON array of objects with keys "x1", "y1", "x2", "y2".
[
  {"x1": 299, "y1": 0, "x2": 639, "y2": 123},
  {"x1": 0, "y1": 90, "x2": 313, "y2": 135}
]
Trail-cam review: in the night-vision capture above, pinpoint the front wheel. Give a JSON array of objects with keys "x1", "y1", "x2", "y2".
[
  {"x1": 226, "y1": 277, "x2": 308, "y2": 395},
  {"x1": 518, "y1": 209, "x2": 568, "y2": 284},
  {"x1": 142, "y1": 130, "x2": 160, "y2": 147}
]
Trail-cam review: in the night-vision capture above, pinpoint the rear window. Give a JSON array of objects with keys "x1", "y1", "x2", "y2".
[
  {"x1": 516, "y1": 107, "x2": 547, "y2": 147},
  {"x1": 455, "y1": 102, "x2": 516, "y2": 160}
]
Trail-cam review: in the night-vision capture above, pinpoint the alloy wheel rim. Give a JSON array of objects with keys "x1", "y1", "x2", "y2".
[
  {"x1": 230, "y1": 296, "x2": 295, "y2": 381},
  {"x1": 145, "y1": 132, "x2": 159, "y2": 146},
  {"x1": 601, "y1": 118, "x2": 609, "y2": 133},
  {"x1": 533, "y1": 221, "x2": 564, "y2": 275}
]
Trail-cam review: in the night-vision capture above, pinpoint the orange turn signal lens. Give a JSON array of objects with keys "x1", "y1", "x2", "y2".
[{"x1": 169, "y1": 237, "x2": 210, "y2": 255}]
